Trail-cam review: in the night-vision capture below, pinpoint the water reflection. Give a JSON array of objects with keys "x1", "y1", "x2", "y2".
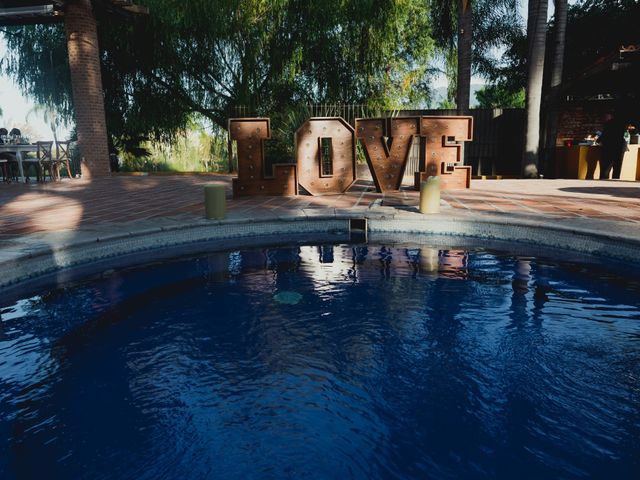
[
  {"x1": 0, "y1": 244, "x2": 639, "y2": 479},
  {"x1": 192, "y1": 245, "x2": 476, "y2": 287}
]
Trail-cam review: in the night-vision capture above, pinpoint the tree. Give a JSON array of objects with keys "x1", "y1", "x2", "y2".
[
  {"x1": 429, "y1": 0, "x2": 521, "y2": 111},
  {"x1": 457, "y1": 0, "x2": 472, "y2": 114},
  {"x1": 522, "y1": 0, "x2": 548, "y2": 178},
  {"x1": 475, "y1": 84, "x2": 525, "y2": 108},
  {"x1": 480, "y1": 27, "x2": 528, "y2": 106},
  {"x1": 542, "y1": 0, "x2": 568, "y2": 176},
  {"x1": 2, "y1": 0, "x2": 436, "y2": 156}
]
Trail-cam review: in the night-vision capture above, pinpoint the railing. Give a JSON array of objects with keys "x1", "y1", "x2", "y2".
[{"x1": 233, "y1": 104, "x2": 397, "y2": 125}]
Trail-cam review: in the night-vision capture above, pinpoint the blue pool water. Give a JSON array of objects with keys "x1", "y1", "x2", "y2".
[{"x1": 1, "y1": 243, "x2": 639, "y2": 479}]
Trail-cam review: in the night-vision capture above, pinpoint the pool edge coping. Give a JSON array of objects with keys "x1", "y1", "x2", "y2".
[{"x1": 2, "y1": 211, "x2": 639, "y2": 296}]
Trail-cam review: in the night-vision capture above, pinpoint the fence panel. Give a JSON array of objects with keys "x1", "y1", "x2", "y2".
[{"x1": 399, "y1": 108, "x2": 525, "y2": 176}]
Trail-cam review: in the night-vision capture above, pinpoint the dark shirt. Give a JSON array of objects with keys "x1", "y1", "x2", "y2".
[{"x1": 601, "y1": 118, "x2": 626, "y2": 153}]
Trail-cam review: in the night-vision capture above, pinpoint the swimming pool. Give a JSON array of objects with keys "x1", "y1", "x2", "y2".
[{"x1": 1, "y1": 242, "x2": 639, "y2": 479}]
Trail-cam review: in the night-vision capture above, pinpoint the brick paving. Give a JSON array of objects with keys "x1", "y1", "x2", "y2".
[
  {"x1": 2, "y1": 174, "x2": 640, "y2": 292},
  {"x1": 1, "y1": 175, "x2": 639, "y2": 238}
]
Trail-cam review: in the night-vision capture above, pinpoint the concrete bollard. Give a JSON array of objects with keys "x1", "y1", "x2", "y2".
[
  {"x1": 419, "y1": 176, "x2": 440, "y2": 214},
  {"x1": 204, "y1": 184, "x2": 226, "y2": 219}
]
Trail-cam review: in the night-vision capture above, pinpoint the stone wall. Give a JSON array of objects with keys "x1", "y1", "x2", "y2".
[{"x1": 556, "y1": 99, "x2": 614, "y2": 145}]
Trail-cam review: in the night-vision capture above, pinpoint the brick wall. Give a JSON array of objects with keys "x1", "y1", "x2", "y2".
[
  {"x1": 65, "y1": 0, "x2": 110, "y2": 178},
  {"x1": 556, "y1": 100, "x2": 614, "y2": 145}
]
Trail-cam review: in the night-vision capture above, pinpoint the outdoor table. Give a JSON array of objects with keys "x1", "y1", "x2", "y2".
[
  {"x1": 0, "y1": 143, "x2": 39, "y2": 182},
  {"x1": 555, "y1": 145, "x2": 640, "y2": 180}
]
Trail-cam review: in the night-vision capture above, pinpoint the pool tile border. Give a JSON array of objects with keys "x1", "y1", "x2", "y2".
[{"x1": 1, "y1": 210, "x2": 639, "y2": 299}]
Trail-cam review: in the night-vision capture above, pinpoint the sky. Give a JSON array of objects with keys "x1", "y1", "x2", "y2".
[
  {"x1": 431, "y1": 0, "x2": 558, "y2": 93},
  {"x1": 0, "y1": 36, "x2": 70, "y2": 140},
  {"x1": 0, "y1": 0, "x2": 565, "y2": 135}
]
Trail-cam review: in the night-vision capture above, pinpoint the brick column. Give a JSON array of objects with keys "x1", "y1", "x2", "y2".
[{"x1": 65, "y1": 0, "x2": 110, "y2": 178}]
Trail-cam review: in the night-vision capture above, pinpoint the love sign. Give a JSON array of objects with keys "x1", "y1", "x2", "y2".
[{"x1": 229, "y1": 115, "x2": 473, "y2": 197}]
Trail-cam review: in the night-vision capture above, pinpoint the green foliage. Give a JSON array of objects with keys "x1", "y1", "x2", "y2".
[
  {"x1": 2, "y1": 24, "x2": 73, "y2": 119},
  {"x1": 487, "y1": 0, "x2": 640, "y2": 99},
  {"x1": 119, "y1": 125, "x2": 229, "y2": 172},
  {"x1": 563, "y1": 0, "x2": 640, "y2": 78},
  {"x1": 485, "y1": 27, "x2": 527, "y2": 94},
  {"x1": 437, "y1": 97, "x2": 457, "y2": 109},
  {"x1": 2, "y1": 0, "x2": 436, "y2": 161},
  {"x1": 429, "y1": 0, "x2": 523, "y2": 88},
  {"x1": 1, "y1": 1, "x2": 541, "y2": 170},
  {"x1": 472, "y1": 0, "x2": 524, "y2": 79},
  {"x1": 475, "y1": 84, "x2": 525, "y2": 108},
  {"x1": 443, "y1": 48, "x2": 457, "y2": 107}
]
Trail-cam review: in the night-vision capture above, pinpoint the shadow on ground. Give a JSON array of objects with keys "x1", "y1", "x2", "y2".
[{"x1": 559, "y1": 186, "x2": 640, "y2": 199}]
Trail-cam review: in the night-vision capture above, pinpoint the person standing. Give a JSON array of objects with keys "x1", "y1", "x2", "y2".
[{"x1": 599, "y1": 113, "x2": 627, "y2": 179}]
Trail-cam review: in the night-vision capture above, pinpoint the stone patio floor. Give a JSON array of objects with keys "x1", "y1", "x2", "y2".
[
  {"x1": 0, "y1": 175, "x2": 639, "y2": 270},
  {"x1": 2, "y1": 175, "x2": 639, "y2": 233}
]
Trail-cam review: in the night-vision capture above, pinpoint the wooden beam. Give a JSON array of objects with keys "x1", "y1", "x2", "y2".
[
  {"x1": 0, "y1": 1, "x2": 148, "y2": 25},
  {"x1": 0, "y1": 5, "x2": 54, "y2": 17},
  {"x1": 0, "y1": 4, "x2": 64, "y2": 26}
]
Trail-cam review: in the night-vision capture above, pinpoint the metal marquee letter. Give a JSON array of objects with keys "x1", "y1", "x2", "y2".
[
  {"x1": 416, "y1": 116, "x2": 473, "y2": 190},
  {"x1": 229, "y1": 118, "x2": 298, "y2": 197},
  {"x1": 355, "y1": 116, "x2": 420, "y2": 193},
  {"x1": 296, "y1": 117, "x2": 356, "y2": 195}
]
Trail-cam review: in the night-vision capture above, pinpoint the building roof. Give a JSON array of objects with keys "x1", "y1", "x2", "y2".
[
  {"x1": 0, "y1": 1, "x2": 147, "y2": 26},
  {"x1": 564, "y1": 45, "x2": 640, "y2": 99}
]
